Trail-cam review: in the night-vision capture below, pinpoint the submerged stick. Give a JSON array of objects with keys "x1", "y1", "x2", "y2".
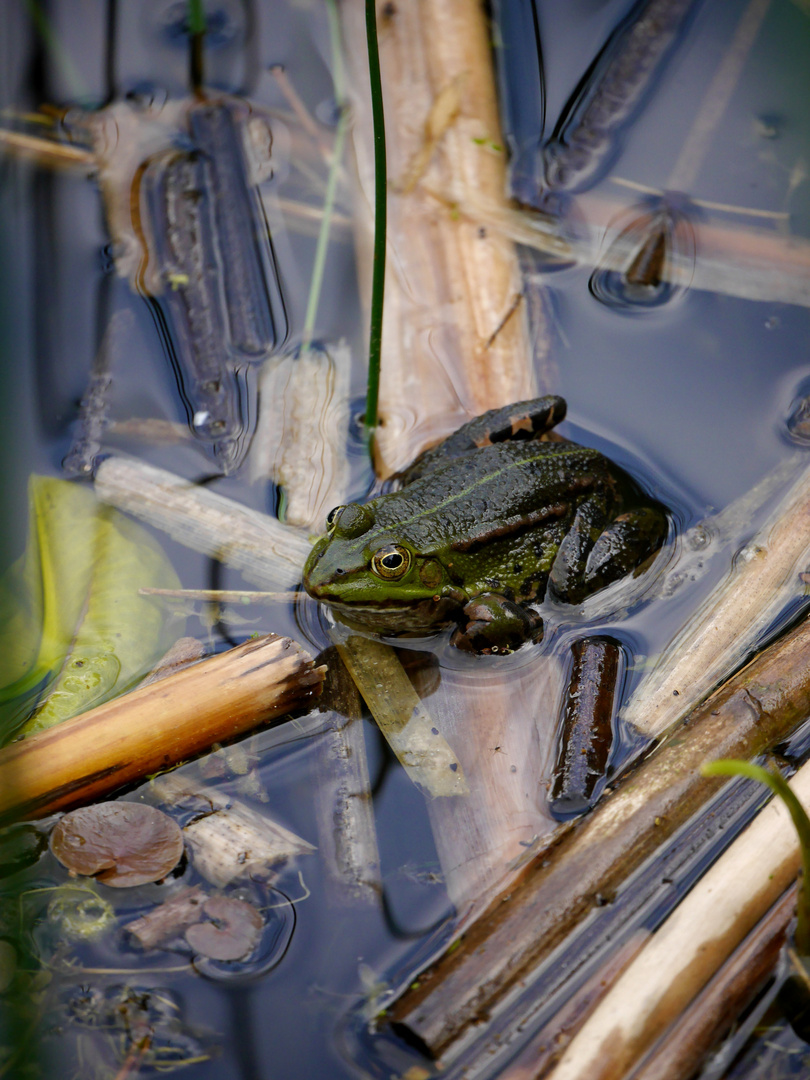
[
  {"x1": 315, "y1": 648, "x2": 381, "y2": 905},
  {"x1": 386, "y1": 614, "x2": 810, "y2": 1059},
  {"x1": 624, "y1": 454, "x2": 810, "y2": 738},
  {"x1": 547, "y1": 763, "x2": 810, "y2": 1080},
  {"x1": 630, "y1": 886, "x2": 794, "y2": 1080},
  {"x1": 0, "y1": 634, "x2": 325, "y2": 823},
  {"x1": 549, "y1": 636, "x2": 622, "y2": 817},
  {"x1": 95, "y1": 456, "x2": 312, "y2": 590},
  {"x1": 341, "y1": 0, "x2": 542, "y2": 476}
]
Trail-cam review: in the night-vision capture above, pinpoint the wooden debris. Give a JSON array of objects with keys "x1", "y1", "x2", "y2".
[
  {"x1": 549, "y1": 637, "x2": 622, "y2": 817},
  {"x1": 385, "y1": 614, "x2": 810, "y2": 1059},
  {"x1": 183, "y1": 801, "x2": 314, "y2": 889},
  {"x1": 314, "y1": 649, "x2": 381, "y2": 905},
  {"x1": 63, "y1": 310, "x2": 133, "y2": 478},
  {"x1": 624, "y1": 453, "x2": 810, "y2": 738},
  {"x1": 0, "y1": 634, "x2": 325, "y2": 823},
  {"x1": 547, "y1": 764, "x2": 810, "y2": 1080},
  {"x1": 125, "y1": 886, "x2": 209, "y2": 950},
  {"x1": 94, "y1": 456, "x2": 312, "y2": 591},
  {"x1": 630, "y1": 887, "x2": 794, "y2": 1080},
  {"x1": 341, "y1": 0, "x2": 543, "y2": 476},
  {"x1": 153, "y1": 773, "x2": 315, "y2": 889},
  {"x1": 544, "y1": 0, "x2": 699, "y2": 191}
]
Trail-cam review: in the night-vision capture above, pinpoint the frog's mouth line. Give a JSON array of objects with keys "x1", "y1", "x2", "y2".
[{"x1": 318, "y1": 595, "x2": 460, "y2": 635}]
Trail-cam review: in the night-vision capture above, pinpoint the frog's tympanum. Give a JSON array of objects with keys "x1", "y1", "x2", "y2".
[{"x1": 303, "y1": 397, "x2": 668, "y2": 654}]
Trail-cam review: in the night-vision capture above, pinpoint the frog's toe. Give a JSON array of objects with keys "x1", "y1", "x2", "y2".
[{"x1": 451, "y1": 593, "x2": 543, "y2": 654}]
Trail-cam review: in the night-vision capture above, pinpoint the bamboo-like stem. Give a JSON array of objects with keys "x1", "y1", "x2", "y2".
[
  {"x1": 630, "y1": 887, "x2": 794, "y2": 1080},
  {"x1": 547, "y1": 764, "x2": 810, "y2": 1080},
  {"x1": 0, "y1": 634, "x2": 325, "y2": 823},
  {"x1": 341, "y1": 0, "x2": 542, "y2": 476},
  {"x1": 386, "y1": 615, "x2": 810, "y2": 1058},
  {"x1": 624, "y1": 455, "x2": 810, "y2": 738}
]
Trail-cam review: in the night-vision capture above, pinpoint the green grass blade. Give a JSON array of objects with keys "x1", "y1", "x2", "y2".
[
  {"x1": 363, "y1": 0, "x2": 387, "y2": 450},
  {"x1": 702, "y1": 759, "x2": 810, "y2": 955}
]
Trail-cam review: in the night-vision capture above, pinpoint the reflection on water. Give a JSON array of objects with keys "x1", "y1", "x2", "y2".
[{"x1": 1, "y1": 0, "x2": 810, "y2": 1076}]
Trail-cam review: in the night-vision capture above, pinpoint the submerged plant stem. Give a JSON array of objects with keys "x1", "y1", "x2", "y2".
[
  {"x1": 364, "y1": 0, "x2": 387, "y2": 448},
  {"x1": 188, "y1": 0, "x2": 205, "y2": 93}
]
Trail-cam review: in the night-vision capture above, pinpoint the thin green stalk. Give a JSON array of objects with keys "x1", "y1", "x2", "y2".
[
  {"x1": 299, "y1": 0, "x2": 349, "y2": 357},
  {"x1": 188, "y1": 0, "x2": 205, "y2": 94},
  {"x1": 364, "y1": 0, "x2": 387, "y2": 448},
  {"x1": 300, "y1": 108, "x2": 349, "y2": 356},
  {"x1": 24, "y1": 0, "x2": 89, "y2": 103},
  {"x1": 702, "y1": 759, "x2": 810, "y2": 955}
]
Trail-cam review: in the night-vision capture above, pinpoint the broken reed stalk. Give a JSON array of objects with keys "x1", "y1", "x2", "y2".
[
  {"x1": 341, "y1": 0, "x2": 542, "y2": 476},
  {"x1": 386, "y1": 614, "x2": 810, "y2": 1060},
  {"x1": 629, "y1": 886, "x2": 795, "y2": 1080},
  {"x1": 547, "y1": 762, "x2": 810, "y2": 1080},
  {"x1": 624, "y1": 453, "x2": 810, "y2": 738},
  {"x1": 94, "y1": 456, "x2": 312, "y2": 590},
  {"x1": 0, "y1": 634, "x2": 325, "y2": 824}
]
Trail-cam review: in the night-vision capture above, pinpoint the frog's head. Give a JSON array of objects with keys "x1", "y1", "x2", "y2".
[{"x1": 302, "y1": 502, "x2": 462, "y2": 633}]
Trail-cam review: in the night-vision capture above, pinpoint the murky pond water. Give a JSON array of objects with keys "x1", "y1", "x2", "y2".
[{"x1": 1, "y1": 0, "x2": 810, "y2": 1077}]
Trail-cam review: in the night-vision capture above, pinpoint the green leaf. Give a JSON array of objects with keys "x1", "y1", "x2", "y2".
[{"x1": 0, "y1": 476, "x2": 182, "y2": 742}]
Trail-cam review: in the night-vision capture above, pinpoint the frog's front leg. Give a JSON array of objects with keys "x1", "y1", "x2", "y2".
[
  {"x1": 451, "y1": 593, "x2": 544, "y2": 654},
  {"x1": 549, "y1": 497, "x2": 667, "y2": 604}
]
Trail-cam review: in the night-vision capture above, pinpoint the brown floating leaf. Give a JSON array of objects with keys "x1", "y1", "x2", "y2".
[
  {"x1": 185, "y1": 896, "x2": 263, "y2": 961},
  {"x1": 50, "y1": 802, "x2": 184, "y2": 887}
]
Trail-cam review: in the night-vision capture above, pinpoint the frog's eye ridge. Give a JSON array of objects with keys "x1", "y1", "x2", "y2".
[{"x1": 371, "y1": 544, "x2": 412, "y2": 580}]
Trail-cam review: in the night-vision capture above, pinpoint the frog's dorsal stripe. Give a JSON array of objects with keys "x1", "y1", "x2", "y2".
[
  {"x1": 449, "y1": 502, "x2": 569, "y2": 553},
  {"x1": 386, "y1": 442, "x2": 600, "y2": 534}
]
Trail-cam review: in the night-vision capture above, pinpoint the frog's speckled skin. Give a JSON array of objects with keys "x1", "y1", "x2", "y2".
[{"x1": 303, "y1": 397, "x2": 667, "y2": 652}]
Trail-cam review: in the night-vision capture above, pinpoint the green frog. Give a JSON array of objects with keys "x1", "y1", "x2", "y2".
[{"x1": 303, "y1": 396, "x2": 668, "y2": 653}]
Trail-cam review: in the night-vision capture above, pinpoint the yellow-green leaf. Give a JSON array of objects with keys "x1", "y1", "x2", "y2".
[{"x1": 0, "y1": 476, "x2": 182, "y2": 741}]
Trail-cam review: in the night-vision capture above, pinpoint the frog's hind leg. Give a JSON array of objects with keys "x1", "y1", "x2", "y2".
[
  {"x1": 583, "y1": 506, "x2": 668, "y2": 595},
  {"x1": 401, "y1": 396, "x2": 567, "y2": 484},
  {"x1": 549, "y1": 500, "x2": 667, "y2": 605}
]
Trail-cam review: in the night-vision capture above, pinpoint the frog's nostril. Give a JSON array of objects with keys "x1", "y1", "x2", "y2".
[{"x1": 336, "y1": 568, "x2": 344, "y2": 575}]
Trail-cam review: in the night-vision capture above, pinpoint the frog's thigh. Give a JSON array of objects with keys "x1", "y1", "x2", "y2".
[
  {"x1": 548, "y1": 494, "x2": 609, "y2": 604},
  {"x1": 451, "y1": 592, "x2": 543, "y2": 654},
  {"x1": 583, "y1": 506, "x2": 668, "y2": 593}
]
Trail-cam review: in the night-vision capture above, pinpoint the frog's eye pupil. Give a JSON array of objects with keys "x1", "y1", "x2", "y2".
[{"x1": 371, "y1": 544, "x2": 411, "y2": 580}]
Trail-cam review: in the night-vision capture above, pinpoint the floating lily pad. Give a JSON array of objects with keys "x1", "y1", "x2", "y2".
[
  {"x1": 185, "y1": 896, "x2": 263, "y2": 961},
  {"x1": 50, "y1": 803, "x2": 184, "y2": 887}
]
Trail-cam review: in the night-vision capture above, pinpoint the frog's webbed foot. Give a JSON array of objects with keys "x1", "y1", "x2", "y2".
[
  {"x1": 451, "y1": 593, "x2": 543, "y2": 654},
  {"x1": 550, "y1": 500, "x2": 667, "y2": 604}
]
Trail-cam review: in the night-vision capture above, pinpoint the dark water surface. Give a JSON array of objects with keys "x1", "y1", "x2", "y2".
[{"x1": 1, "y1": 0, "x2": 810, "y2": 1077}]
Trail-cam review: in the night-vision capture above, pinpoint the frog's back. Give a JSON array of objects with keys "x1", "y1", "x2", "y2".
[{"x1": 371, "y1": 440, "x2": 611, "y2": 554}]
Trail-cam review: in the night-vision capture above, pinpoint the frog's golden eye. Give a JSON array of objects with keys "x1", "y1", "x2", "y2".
[
  {"x1": 371, "y1": 544, "x2": 411, "y2": 580},
  {"x1": 326, "y1": 505, "x2": 347, "y2": 530}
]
